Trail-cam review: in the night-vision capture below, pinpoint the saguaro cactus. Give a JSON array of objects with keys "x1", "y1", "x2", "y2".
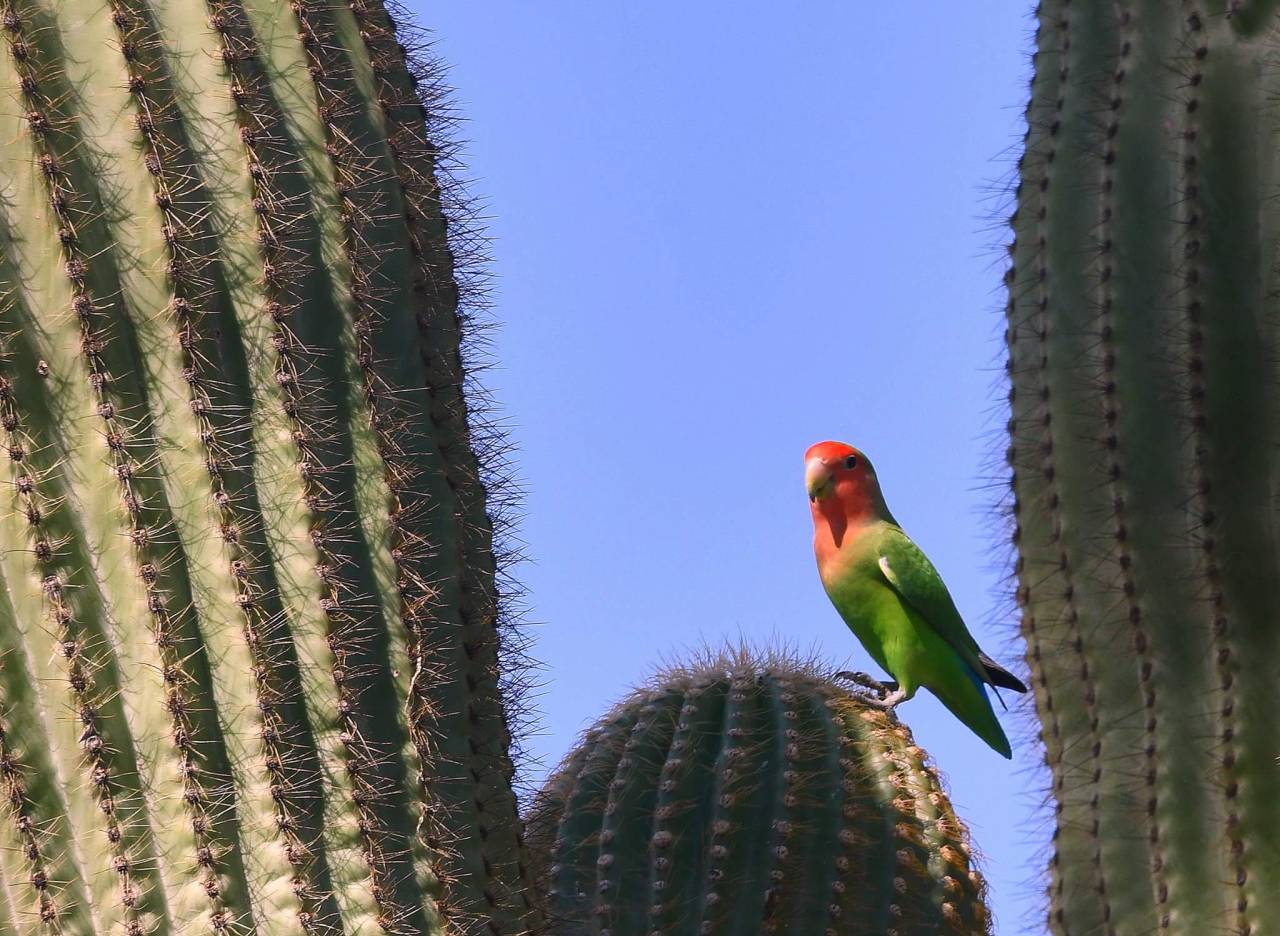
[
  {"x1": 527, "y1": 654, "x2": 991, "y2": 935},
  {"x1": 1006, "y1": 3, "x2": 1280, "y2": 933},
  {"x1": 0, "y1": 1, "x2": 535, "y2": 934}
]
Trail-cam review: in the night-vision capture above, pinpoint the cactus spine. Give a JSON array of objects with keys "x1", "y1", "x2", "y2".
[
  {"x1": 0, "y1": 0, "x2": 533, "y2": 933},
  {"x1": 528, "y1": 655, "x2": 992, "y2": 936},
  {"x1": 1006, "y1": 3, "x2": 1280, "y2": 933}
]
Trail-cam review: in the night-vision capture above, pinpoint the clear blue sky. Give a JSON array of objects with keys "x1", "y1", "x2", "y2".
[{"x1": 412, "y1": 4, "x2": 1043, "y2": 931}]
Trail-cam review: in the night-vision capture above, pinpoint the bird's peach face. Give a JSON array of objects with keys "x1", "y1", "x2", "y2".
[{"x1": 804, "y1": 444, "x2": 864, "y2": 502}]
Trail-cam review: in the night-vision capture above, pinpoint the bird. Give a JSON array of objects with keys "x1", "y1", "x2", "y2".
[{"x1": 805, "y1": 440, "x2": 1026, "y2": 757}]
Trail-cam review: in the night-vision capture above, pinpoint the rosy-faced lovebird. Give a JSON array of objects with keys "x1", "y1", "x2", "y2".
[{"x1": 805, "y1": 440, "x2": 1027, "y2": 758}]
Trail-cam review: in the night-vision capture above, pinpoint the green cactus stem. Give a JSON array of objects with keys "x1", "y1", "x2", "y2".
[
  {"x1": 527, "y1": 652, "x2": 992, "y2": 936},
  {"x1": 0, "y1": 1, "x2": 534, "y2": 933},
  {"x1": 1005, "y1": 2, "x2": 1280, "y2": 933}
]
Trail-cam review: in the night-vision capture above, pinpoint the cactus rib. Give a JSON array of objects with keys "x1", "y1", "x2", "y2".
[
  {"x1": 0, "y1": 4, "x2": 247, "y2": 930},
  {"x1": 693, "y1": 675, "x2": 780, "y2": 933},
  {"x1": 594, "y1": 691, "x2": 682, "y2": 934},
  {"x1": 1008, "y1": 6, "x2": 1117, "y2": 931},
  {"x1": 1095, "y1": 3, "x2": 1172, "y2": 925},
  {"x1": 761, "y1": 680, "x2": 842, "y2": 932},
  {"x1": 205, "y1": 3, "x2": 436, "y2": 930},
  {"x1": 0, "y1": 299, "x2": 134, "y2": 936},
  {"x1": 0, "y1": 701, "x2": 67, "y2": 931},
  {"x1": 1178, "y1": 7, "x2": 1280, "y2": 928},
  {"x1": 107, "y1": 1, "x2": 347, "y2": 929},
  {"x1": 333, "y1": 2, "x2": 539, "y2": 927}
]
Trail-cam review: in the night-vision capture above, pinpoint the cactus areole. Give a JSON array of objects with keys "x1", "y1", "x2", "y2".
[
  {"x1": 0, "y1": 0, "x2": 535, "y2": 933},
  {"x1": 528, "y1": 654, "x2": 992, "y2": 936},
  {"x1": 1006, "y1": 2, "x2": 1280, "y2": 933}
]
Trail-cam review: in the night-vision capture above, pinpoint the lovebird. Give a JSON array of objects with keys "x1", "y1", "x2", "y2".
[{"x1": 805, "y1": 440, "x2": 1027, "y2": 757}]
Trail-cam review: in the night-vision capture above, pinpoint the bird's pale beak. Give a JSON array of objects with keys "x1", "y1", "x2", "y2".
[{"x1": 805, "y1": 458, "x2": 833, "y2": 501}]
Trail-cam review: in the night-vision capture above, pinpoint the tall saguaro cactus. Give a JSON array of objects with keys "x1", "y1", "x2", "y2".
[
  {"x1": 1006, "y1": 3, "x2": 1280, "y2": 933},
  {"x1": 0, "y1": 0, "x2": 535, "y2": 933}
]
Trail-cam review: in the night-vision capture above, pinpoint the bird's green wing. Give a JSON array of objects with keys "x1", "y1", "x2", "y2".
[{"x1": 874, "y1": 525, "x2": 989, "y2": 680}]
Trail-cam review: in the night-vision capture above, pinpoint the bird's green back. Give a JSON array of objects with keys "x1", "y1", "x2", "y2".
[{"x1": 865, "y1": 524, "x2": 989, "y2": 681}]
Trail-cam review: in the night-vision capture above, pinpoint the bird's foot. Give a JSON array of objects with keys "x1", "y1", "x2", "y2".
[
  {"x1": 834, "y1": 671, "x2": 899, "y2": 700},
  {"x1": 856, "y1": 687, "x2": 908, "y2": 712}
]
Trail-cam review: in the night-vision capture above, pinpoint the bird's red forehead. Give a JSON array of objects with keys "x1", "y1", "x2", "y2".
[{"x1": 805, "y1": 440, "x2": 857, "y2": 463}]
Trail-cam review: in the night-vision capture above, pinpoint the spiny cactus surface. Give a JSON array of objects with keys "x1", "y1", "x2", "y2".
[
  {"x1": 0, "y1": 1, "x2": 535, "y2": 934},
  {"x1": 527, "y1": 653, "x2": 991, "y2": 936},
  {"x1": 1005, "y1": 2, "x2": 1280, "y2": 933}
]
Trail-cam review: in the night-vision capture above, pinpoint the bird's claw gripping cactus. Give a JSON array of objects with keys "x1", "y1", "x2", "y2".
[{"x1": 834, "y1": 670, "x2": 900, "y2": 698}]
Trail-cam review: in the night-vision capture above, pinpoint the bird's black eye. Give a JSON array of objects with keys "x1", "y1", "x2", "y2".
[{"x1": 844, "y1": 454, "x2": 858, "y2": 470}]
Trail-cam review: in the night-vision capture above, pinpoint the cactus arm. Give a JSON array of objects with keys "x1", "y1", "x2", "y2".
[
  {"x1": 257, "y1": 0, "x2": 539, "y2": 924},
  {"x1": 1089, "y1": 0, "x2": 1225, "y2": 928},
  {"x1": 238, "y1": 0, "x2": 423, "y2": 839},
  {"x1": 201, "y1": 3, "x2": 437, "y2": 928},
  {"x1": 105, "y1": 0, "x2": 350, "y2": 927},
  {"x1": 211, "y1": 13, "x2": 431, "y2": 932},
  {"x1": 0, "y1": 0, "x2": 528, "y2": 931},
  {"x1": 110, "y1": 0, "x2": 357, "y2": 927}
]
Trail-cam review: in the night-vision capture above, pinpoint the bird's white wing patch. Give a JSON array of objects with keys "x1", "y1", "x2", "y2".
[{"x1": 878, "y1": 555, "x2": 898, "y2": 587}]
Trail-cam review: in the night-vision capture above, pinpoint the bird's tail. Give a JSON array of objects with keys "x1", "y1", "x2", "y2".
[
  {"x1": 978, "y1": 651, "x2": 1028, "y2": 693},
  {"x1": 931, "y1": 668, "x2": 1013, "y2": 759}
]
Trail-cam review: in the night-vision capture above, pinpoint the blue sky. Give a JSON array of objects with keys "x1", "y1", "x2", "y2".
[{"x1": 413, "y1": 4, "x2": 1042, "y2": 931}]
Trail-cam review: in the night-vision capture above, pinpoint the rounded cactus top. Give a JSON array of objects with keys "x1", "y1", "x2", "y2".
[{"x1": 526, "y1": 650, "x2": 992, "y2": 936}]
